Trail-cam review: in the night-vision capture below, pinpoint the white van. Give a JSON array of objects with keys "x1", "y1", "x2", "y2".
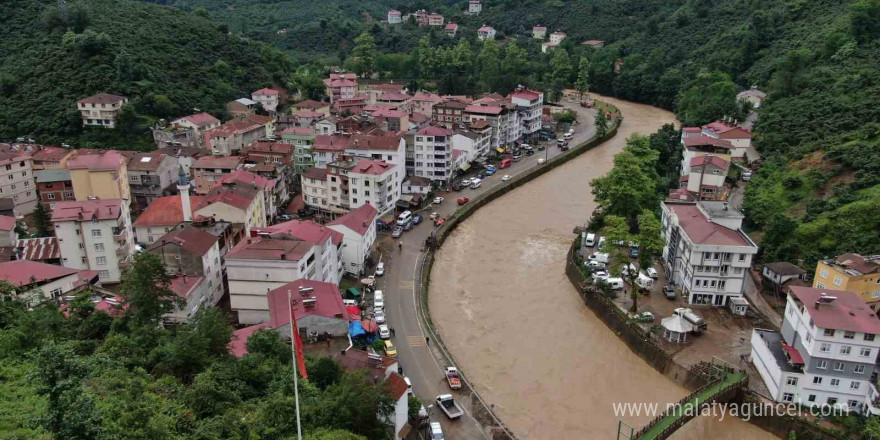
[
  {"x1": 598, "y1": 236, "x2": 607, "y2": 250},
  {"x1": 588, "y1": 252, "x2": 610, "y2": 264},
  {"x1": 563, "y1": 132, "x2": 573, "y2": 140},
  {"x1": 646, "y1": 267, "x2": 658, "y2": 279},
  {"x1": 397, "y1": 211, "x2": 412, "y2": 226},
  {"x1": 636, "y1": 272, "x2": 655, "y2": 291},
  {"x1": 619, "y1": 263, "x2": 637, "y2": 277},
  {"x1": 471, "y1": 178, "x2": 482, "y2": 189},
  {"x1": 585, "y1": 260, "x2": 606, "y2": 270},
  {"x1": 585, "y1": 233, "x2": 596, "y2": 247},
  {"x1": 604, "y1": 277, "x2": 625, "y2": 290}
]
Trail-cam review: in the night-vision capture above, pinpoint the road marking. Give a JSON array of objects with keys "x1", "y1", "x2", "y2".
[
  {"x1": 399, "y1": 280, "x2": 414, "y2": 290},
  {"x1": 407, "y1": 335, "x2": 426, "y2": 347}
]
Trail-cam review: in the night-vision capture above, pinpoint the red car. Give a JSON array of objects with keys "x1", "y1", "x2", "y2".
[{"x1": 457, "y1": 197, "x2": 470, "y2": 205}]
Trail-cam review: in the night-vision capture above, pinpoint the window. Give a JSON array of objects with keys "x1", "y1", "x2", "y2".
[
  {"x1": 824, "y1": 329, "x2": 836, "y2": 337},
  {"x1": 94, "y1": 243, "x2": 105, "y2": 252},
  {"x1": 704, "y1": 252, "x2": 711, "y2": 259},
  {"x1": 50, "y1": 287, "x2": 63, "y2": 297},
  {"x1": 833, "y1": 362, "x2": 844, "y2": 372},
  {"x1": 808, "y1": 395, "x2": 816, "y2": 403},
  {"x1": 860, "y1": 347, "x2": 871, "y2": 357},
  {"x1": 813, "y1": 376, "x2": 823, "y2": 384},
  {"x1": 782, "y1": 393, "x2": 794, "y2": 402},
  {"x1": 91, "y1": 229, "x2": 102, "y2": 237},
  {"x1": 849, "y1": 400, "x2": 861, "y2": 408},
  {"x1": 851, "y1": 382, "x2": 861, "y2": 390},
  {"x1": 99, "y1": 270, "x2": 110, "y2": 278},
  {"x1": 738, "y1": 253, "x2": 746, "y2": 262},
  {"x1": 865, "y1": 333, "x2": 876, "y2": 342},
  {"x1": 830, "y1": 378, "x2": 840, "y2": 387},
  {"x1": 81, "y1": 257, "x2": 87, "y2": 264},
  {"x1": 820, "y1": 269, "x2": 829, "y2": 278},
  {"x1": 816, "y1": 360, "x2": 828, "y2": 369},
  {"x1": 844, "y1": 331, "x2": 855, "y2": 339},
  {"x1": 816, "y1": 282, "x2": 826, "y2": 289},
  {"x1": 855, "y1": 365, "x2": 866, "y2": 374},
  {"x1": 47, "y1": 193, "x2": 56, "y2": 200},
  {"x1": 820, "y1": 343, "x2": 831, "y2": 353},
  {"x1": 833, "y1": 276, "x2": 843, "y2": 286},
  {"x1": 840, "y1": 346, "x2": 852, "y2": 355},
  {"x1": 805, "y1": 333, "x2": 812, "y2": 343},
  {"x1": 24, "y1": 181, "x2": 29, "y2": 187},
  {"x1": 96, "y1": 256, "x2": 107, "y2": 266},
  {"x1": 786, "y1": 377, "x2": 798, "y2": 386}
]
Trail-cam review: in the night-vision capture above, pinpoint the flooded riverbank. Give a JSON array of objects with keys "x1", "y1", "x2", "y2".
[{"x1": 428, "y1": 96, "x2": 777, "y2": 439}]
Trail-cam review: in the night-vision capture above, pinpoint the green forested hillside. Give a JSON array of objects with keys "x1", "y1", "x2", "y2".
[{"x1": 0, "y1": 0, "x2": 293, "y2": 148}]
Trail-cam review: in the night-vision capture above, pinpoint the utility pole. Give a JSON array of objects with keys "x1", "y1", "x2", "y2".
[{"x1": 287, "y1": 290, "x2": 304, "y2": 440}]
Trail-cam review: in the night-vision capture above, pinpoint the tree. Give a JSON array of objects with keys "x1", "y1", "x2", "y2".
[
  {"x1": 574, "y1": 57, "x2": 590, "y2": 99},
  {"x1": 476, "y1": 39, "x2": 501, "y2": 92},
  {"x1": 591, "y1": 150, "x2": 660, "y2": 221},
  {"x1": 594, "y1": 110, "x2": 608, "y2": 137},
  {"x1": 309, "y1": 357, "x2": 342, "y2": 390},
  {"x1": 118, "y1": 252, "x2": 181, "y2": 327},
  {"x1": 305, "y1": 429, "x2": 366, "y2": 440},
  {"x1": 352, "y1": 32, "x2": 377, "y2": 77},
  {"x1": 549, "y1": 49, "x2": 572, "y2": 101},
  {"x1": 246, "y1": 328, "x2": 291, "y2": 363},
  {"x1": 676, "y1": 71, "x2": 739, "y2": 126},
  {"x1": 851, "y1": 0, "x2": 880, "y2": 42},
  {"x1": 33, "y1": 203, "x2": 52, "y2": 236},
  {"x1": 637, "y1": 210, "x2": 664, "y2": 271},
  {"x1": 32, "y1": 341, "x2": 102, "y2": 439},
  {"x1": 407, "y1": 395, "x2": 423, "y2": 422},
  {"x1": 500, "y1": 40, "x2": 527, "y2": 92},
  {"x1": 603, "y1": 216, "x2": 641, "y2": 313}
]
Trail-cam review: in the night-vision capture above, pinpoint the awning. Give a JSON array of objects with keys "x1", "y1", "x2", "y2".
[
  {"x1": 495, "y1": 147, "x2": 505, "y2": 154},
  {"x1": 348, "y1": 321, "x2": 366, "y2": 338},
  {"x1": 347, "y1": 287, "x2": 361, "y2": 297},
  {"x1": 360, "y1": 319, "x2": 378, "y2": 333},
  {"x1": 459, "y1": 162, "x2": 471, "y2": 172},
  {"x1": 781, "y1": 342, "x2": 804, "y2": 365},
  {"x1": 346, "y1": 305, "x2": 361, "y2": 318}
]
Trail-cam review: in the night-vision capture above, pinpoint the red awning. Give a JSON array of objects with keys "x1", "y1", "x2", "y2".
[
  {"x1": 781, "y1": 343, "x2": 804, "y2": 364},
  {"x1": 361, "y1": 319, "x2": 379, "y2": 333},
  {"x1": 346, "y1": 305, "x2": 361, "y2": 320}
]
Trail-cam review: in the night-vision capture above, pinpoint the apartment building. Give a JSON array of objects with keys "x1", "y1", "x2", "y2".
[
  {"x1": 191, "y1": 155, "x2": 243, "y2": 195},
  {"x1": 328, "y1": 203, "x2": 377, "y2": 276},
  {"x1": 278, "y1": 127, "x2": 315, "y2": 173},
  {"x1": 680, "y1": 134, "x2": 733, "y2": 176},
  {"x1": 701, "y1": 120, "x2": 752, "y2": 159},
  {"x1": 751, "y1": 286, "x2": 880, "y2": 413},
  {"x1": 147, "y1": 225, "x2": 224, "y2": 309},
  {"x1": 52, "y1": 199, "x2": 135, "y2": 283},
  {"x1": 0, "y1": 151, "x2": 38, "y2": 216},
  {"x1": 155, "y1": 112, "x2": 221, "y2": 149},
  {"x1": 412, "y1": 92, "x2": 444, "y2": 115},
  {"x1": 468, "y1": 0, "x2": 482, "y2": 14},
  {"x1": 35, "y1": 169, "x2": 75, "y2": 209},
  {"x1": 660, "y1": 201, "x2": 758, "y2": 306},
  {"x1": 31, "y1": 146, "x2": 74, "y2": 170},
  {"x1": 67, "y1": 150, "x2": 130, "y2": 202},
  {"x1": 412, "y1": 126, "x2": 455, "y2": 184},
  {"x1": 193, "y1": 181, "x2": 266, "y2": 236},
  {"x1": 77, "y1": 93, "x2": 128, "y2": 128},
  {"x1": 451, "y1": 121, "x2": 493, "y2": 163},
  {"x1": 217, "y1": 170, "x2": 278, "y2": 224},
  {"x1": 533, "y1": 25, "x2": 547, "y2": 39},
  {"x1": 203, "y1": 115, "x2": 273, "y2": 156},
  {"x1": 127, "y1": 152, "x2": 179, "y2": 211},
  {"x1": 302, "y1": 159, "x2": 399, "y2": 217},
  {"x1": 251, "y1": 88, "x2": 280, "y2": 113},
  {"x1": 387, "y1": 9, "x2": 401, "y2": 23},
  {"x1": 509, "y1": 89, "x2": 544, "y2": 137},
  {"x1": 252, "y1": 219, "x2": 343, "y2": 285},
  {"x1": 678, "y1": 155, "x2": 730, "y2": 201},
  {"x1": 813, "y1": 254, "x2": 880, "y2": 307},
  {"x1": 324, "y1": 73, "x2": 358, "y2": 104},
  {"x1": 432, "y1": 99, "x2": 468, "y2": 128},
  {"x1": 155, "y1": 146, "x2": 206, "y2": 176},
  {"x1": 465, "y1": 104, "x2": 513, "y2": 150}
]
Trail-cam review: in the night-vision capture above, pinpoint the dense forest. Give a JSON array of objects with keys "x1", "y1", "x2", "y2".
[
  {"x1": 0, "y1": 253, "x2": 392, "y2": 440},
  {"x1": 0, "y1": 0, "x2": 293, "y2": 148}
]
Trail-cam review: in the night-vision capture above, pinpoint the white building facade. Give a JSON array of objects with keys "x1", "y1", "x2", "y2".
[{"x1": 52, "y1": 199, "x2": 135, "y2": 284}]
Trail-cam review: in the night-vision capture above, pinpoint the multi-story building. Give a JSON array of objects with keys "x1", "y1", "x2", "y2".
[
  {"x1": 203, "y1": 115, "x2": 273, "y2": 157},
  {"x1": 31, "y1": 146, "x2": 74, "y2": 170},
  {"x1": 432, "y1": 99, "x2": 469, "y2": 128},
  {"x1": 225, "y1": 236, "x2": 319, "y2": 324},
  {"x1": 660, "y1": 201, "x2": 758, "y2": 306},
  {"x1": 533, "y1": 25, "x2": 547, "y2": 39},
  {"x1": 751, "y1": 286, "x2": 880, "y2": 413},
  {"x1": 465, "y1": 104, "x2": 513, "y2": 150},
  {"x1": 813, "y1": 254, "x2": 880, "y2": 307},
  {"x1": 0, "y1": 260, "x2": 99, "y2": 303},
  {"x1": 332, "y1": 96, "x2": 368, "y2": 115},
  {"x1": 387, "y1": 9, "x2": 401, "y2": 24},
  {"x1": 66, "y1": 150, "x2": 130, "y2": 202},
  {"x1": 147, "y1": 225, "x2": 224, "y2": 309},
  {"x1": 77, "y1": 93, "x2": 128, "y2": 128},
  {"x1": 509, "y1": 89, "x2": 544, "y2": 137},
  {"x1": 477, "y1": 25, "x2": 496, "y2": 40},
  {"x1": 701, "y1": 120, "x2": 752, "y2": 159},
  {"x1": 52, "y1": 199, "x2": 135, "y2": 283},
  {"x1": 191, "y1": 155, "x2": 243, "y2": 194},
  {"x1": 328, "y1": 203, "x2": 377, "y2": 277},
  {"x1": 0, "y1": 151, "x2": 38, "y2": 216},
  {"x1": 302, "y1": 159, "x2": 400, "y2": 217},
  {"x1": 346, "y1": 135, "x2": 406, "y2": 188},
  {"x1": 364, "y1": 83, "x2": 406, "y2": 104},
  {"x1": 226, "y1": 98, "x2": 257, "y2": 118},
  {"x1": 680, "y1": 134, "x2": 733, "y2": 176},
  {"x1": 445, "y1": 22, "x2": 458, "y2": 37},
  {"x1": 253, "y1": 219, "x2": 343, "y2": 285},
  {"x1": 324, "y1": 73, "x2": 358, "y2": 104},
  {"x1": 291, "y1": 99, "x2": 331, "y2": 117},
  {"x1": 427, "y1": 13, "x2": 444, "y2": 26},
  {"x1": 376, "y1": 93, "x2": 412, "y2": 114},
  {"x1": 34, "y1": 169, "x2": 75, "y2": 209},
  {"x1": 154, "y1": 112, "x2": 221, "y2": 149},
  {"x1": 156, "y1": 145, "x2": 205, "y2": 176},
  {"x1": 251, "y1": 88, "x2": 280, "y2": 113},
  {"x1": 678, "y1": 155, "x2": 730, "y2": 201},
  {"x1": 412, "y1": 126, "x2": 454, "y2": 184},
  {"x1": 278, "y1": 128, "x2": 315, "y2": 173},
  {"x1": 315, "y1": 116, "x2": 340, "y2": 135},
  {"x1": 370, "y1": 109, "x2": 409, "y2": 133},
  {"x1": 217, "y1": 170, "x2": 279, "y2": 224},
  {"x1": 127, "y1": 152, "x2": 179, "y2": 211},
  {"x1": 193, "y1": 181, "x2": 266, "y2": 235},
  {"x1": 412, "y1": 92, "x2": 443, "y2": 115},
  {"x1": 451, "y1": 121, "x2": 493, "y2": 163},
  {"x1": 468, "y1": 0, "x2": 482, "y2": 14}
]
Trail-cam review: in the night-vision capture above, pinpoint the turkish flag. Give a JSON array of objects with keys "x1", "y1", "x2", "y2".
[{"x1": 290, "y1": 303, "x2": 308, "y2": 379}]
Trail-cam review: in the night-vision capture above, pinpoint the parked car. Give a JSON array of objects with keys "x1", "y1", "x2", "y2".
[
  {"x1": 374, "y1": 298, "x2": 384, "y2": 309},
  {"x1": 384, "y1": 340, "x2": 397, "y2": 357},
  {"x1": 585, "y1": 260, "x2": 606, "y2": 270},
  {"x1": 430, "y1": 212, "x2": 439, "y2": 220},
  {"x1": 374, "y1": 290, "x2": 384, "y2": 302},
  {"x1": 430, "y1": 422, "x2": 445, "y2": 440},
  {"x1": 404, "y1": 219, "x2": 416, "y2": 231},
  {"x1": 646, "y1": 267, "x2": 659, "y2": 279},
  {"x1": 276, "y1": 214, "x2": 293, "y2": 222},
  {"x1": 397, "y1": 211, "x2": 412, "y2": 226},
  {"x1": 588, "y1": 252, "x2": 610, "y2": 264},
  {"x1": 375, "y1": 262, "x2": 385, "y2": 276},
  {"x1": 391, "y1": 227, "x2": 403, "y2": 238},
  {"x1": 485, "y1": 168, "x2": 497, "y2": 175},
  {"x1": 460, "y1": 177, "x2": 473, "y2": 187},
  {"x1": 434, "y1": 218, "x2": 446, "y2": 226},
  {"x1": 663, "y1": 286, "x2": 677, "y2": 300},
  {"x1": 513, "y1": 154, "x2": 522, "y2": 162},
  {"x1": 412, "y1": 215, "x2": 423, "y2": 225},
  {"x1": 379, "y1": 325, "x2": 391, "y2": 339},
  {"x1": 433, "y1": 197, "x2": 445, "y2": 204},
  {"x1": 537, "y1": 144, "x2": 546, "y2": 151},
  {"x1": 592, "y1": 270, "x2": 610, "y2": 282},
  {"x1": 457, "y1": 197, "x2": 470, "y2": 205},
  {"x1": 375, "y1": 311, "x2": 386, "y2": 324},
  {"x1": 629, "y1": 245, "x2": 639, "y2": 258},
  {"x1": 502, "y1": 175, "x2": 511, "y2": 181}
]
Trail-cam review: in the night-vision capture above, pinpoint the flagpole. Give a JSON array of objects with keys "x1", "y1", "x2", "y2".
[{"x1": 288, "y1": 289, "x2": 303, "y2": 440}]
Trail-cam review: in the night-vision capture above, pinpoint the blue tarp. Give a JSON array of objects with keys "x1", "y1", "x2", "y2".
[{"x1": 349, "y1": 321, "x2": 366, "y2": 338}]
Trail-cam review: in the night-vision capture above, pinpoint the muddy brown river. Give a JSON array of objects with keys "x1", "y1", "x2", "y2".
[{"x1": 429, "y1": 96, "x2": 776, "y2": 439}]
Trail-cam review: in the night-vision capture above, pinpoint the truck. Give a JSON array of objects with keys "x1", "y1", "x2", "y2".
[
  {"x1": 445, "y1": 366, "x2": 462, "y2": 390},
  {"x1": 674, "y1": 308, "x2": 708, "y2": 333},
  {"x1": 635, "y1": 272, "x2": 655, "y2": 292},
  {"x1": 435, "y1": 394, "x2": 464, "y2": 419}
]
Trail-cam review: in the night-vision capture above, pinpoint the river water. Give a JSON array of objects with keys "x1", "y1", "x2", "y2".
[{"x1": 428, "y1": 96, "x2": 776, "y2": 439}]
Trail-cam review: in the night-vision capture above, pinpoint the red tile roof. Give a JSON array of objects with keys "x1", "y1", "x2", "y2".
[
  {"x1": 314, "y1": 135, "x2": 351, "y2": 152},
  {"x1": 198, "y1": 183, "x2": 260, "y2": 211},
  {"x1": 387, "y1": 372, "x2": 409, "y2": 400},
  {"x1": 128, "y1": 152, "x2": 169, "y2": 171},
  {"x1": 834, "y1": 253, "x2": 880, "y2": 275},
  {"x1": 66, "y1": 151, "x2": 126, "y2": 171},
  {"x1": 478, "y1": 26, "x2": 494, "y2": 32},
  {"x1": 417, "y1": 126, "x2": 454, "y2": 136},
  {"x1": 413, "y1": 92, "x2": 443, "y2": 102},
  {"x1": 349, "y1": 135, "x2": 402, "y2": 151},
  {"x1": 352, "y1": 159, "x2": 395, "y2": 176},
  {"x1": 682, "y1": 136, "x2": 732, "y2": 149},
  {"x1": 665, "y1": 203, "x2": 751, "y2": 247},
  {"x1": 0, "y1": 215, "x2": 15, "y2": 231},
  {"x1": 15, "y1": 237, "x2": 60, "y2": 261},
  {"x1": 373, "y1": 83, "x2": 405, "y2": 92},
  {"x1": 787, "y1": 286, "x2": 880, "y2": 334},
  {"x1": 254, "y1": 220, "x2": 343, "y2": 246},
  {"x1": 169, "y1": 275, "x2": 205, "y2": 299},
  {"x1": 278, "y1": 127, "x2": 315, "y2": 136},
  {"x1": 328, "y1": 203, "x2": 377, "y2": 236},
  {"x1": 445, "y1": 23, "x2": 458, "y2": 30},
  {"x1": 267, "y1": 279, "x2": 348, "y2": 328},
  {"x1": 683, "y1": 127, "x2": 702, "y2": 133},
  {"x1": 32, "y1": 146, "x2": 70, "y2": 162},
  {"x1": 51, "y1": 199, "x2": 125, "y2": 222},
  {"x1": 228, "y1": 322, "x2": 273, "y2": 357},
  {"x1": 378, "y1": 92, "x2": 410, "y2": 101},
  {"x1": 410, "y1": 112, "x2": 430, "y2": 124},
  {"x1": 780, "y1": 342, "x2": 804, "y2": 364},
  {"x1": 470, "y1": 119, "x2": 491, "y2": 129},
  {"x1": 78, "y1": 93, "x2": 126, "y2": 105},
  {"x1": 465, "y1": 105, "x2": 503, "y2": 115},
  {"x1": 371, "y1": 108, "x2": 407, "y2": 118},
  {"x1": 0, "y1": 260, "x2": 79, "y2": 286},
  {"x1": 204, "y1": 120, "x2": 262, "y2": 138},
  {"x1": 177, "y1": 112, "x2": 220, "y2": 128},
  {"x1": 253, "y1": 88, "x2": 280, "y2": 96},
  {"x1": 226, "y1": 237, "x2": 313, "y2": 261},
  {"x1": 333, "y1": 349, "x2": 396, "y2": 381},
  {"x1": 148, "y1": 226, "x2": 219, "y2": 255},
  {"x1": 133, "y1": 195, "x2": 204, "y2": 228},
  {"x1": 704, "y1": 121, "x2": 752, "y2": 137},
  {"x1": 291, "y1": 99, "x2": 327, "y2": 110},
  {"x1": 329, "y1": 73, "x2": 358, "y2": 80},
  {"x1": 302, "y1": 167, "x2": 330, "y2": 180},
  {"x1": 218, "y1": 169, "x2": 275, "y2": 191},
  {"x1": 509, "y1": 89, "x2": 542, "y2": 101},
  {"x1": 243, "y1": 141, "x2": 293, "y2": 156},
  {"x1": 329, "y1": 79, "x2": 357, "y2": 87},
  {"x1": 192, "y1": 155, "x2": 243, "y2": 169},
  {"x1": 690, "y1": 155, "x2": 730, "y2": 170},
  {"x1": 533, "y1": 25, "x2": 547, "y2": 30}
]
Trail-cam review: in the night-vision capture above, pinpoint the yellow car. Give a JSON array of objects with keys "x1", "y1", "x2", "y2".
[{"x1": 384, "y1": 340, "x2": 397, "y2": 357}]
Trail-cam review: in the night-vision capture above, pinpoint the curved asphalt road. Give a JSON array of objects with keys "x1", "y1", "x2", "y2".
[{"x1": 375, "y1": 101, "x2": 597, "y2": 439}]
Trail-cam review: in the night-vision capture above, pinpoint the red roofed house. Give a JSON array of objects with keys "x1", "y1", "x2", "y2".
[
  {"x1": 147, "y1": 225, "x2": 224, "y2": 319},
  {"x1": 465, "y1": 104, "x2": 513, "y2": 150},
  {"x1": 431, "y1": 99, "x2": 469, "y2": 128},
  {"x1": 427, "y1": 13, "x2": 444, "y2": 26},
  {"x1": 680, "y1": 136, "x2": 733, "y2": 178},
  {"x1": 387, "y1": 9, "x2": 402, "y2": 24},
  {"x1": 291, "y1": 99, "x2": 331, "y2": 117},
  {"x1": 31, "y1": 146, "x2": 74, "y2": 170},
  {"x1": 252, "y1": 219, "x2": 343, "y2": 284},
  {"x1": 751, "y1": 286, "x2": 880, "y2": 413},
  {"x1": 225, "y1": 236, "x2": 321, "y2": 324},
  {"x1": 127, "y1": 152, "x2": 180, "y2": 211},
  {"x1": 386, "y1": 372, "x2": 413, "y2": 439},
  {"x1": 67, "y1": 150, "x2": 131, "y2": 202},
  {"x1": 345, "y1": 134, "x2": 406, "y2": 185},
  {"x1": 157, "y1": 112, "x2": 221, "y2": 149},
  {"x1": 251, "y1": 88, "x2": 280, "y2": 113},
  {"x1": 477, "y1": 25, "x2": 496, "y2": 40},
  {"x1": 203, "y1": 115, "x2": 274, "y2": 157},
  {"x1": 376, "y1": 92, "x2": 413, "y2": 114},
  {"x1": 702, "y1": 120, "x2": 752, "y2": 158},
  {"x1": 132, "y1": 190, "x2": 205, "y2": 244},
  {"x1": 445, "y1": 22, "x2": 458, "y2": 37},
  {"x1": 35, "y1": 169, "x2": 74, "y2": 209},
  {"x1": 266, "y1": 279, "x2": 349, "y2": 336},
  {"x1": 324, "y1": 75, "x2": 358, "y2": 104},
  {"x1": 243, "y1": 141, "x2": 296, "y2": 198},
  {"x1": 412, "y1": 92, "x2": 443, "y2": 115},
  {"x1": 328, "y1": 203, "x2": 378, "y2": 276},
  {"x1": 508, "y1": 88, "x2": 544, "y2": 136},
  {"x1": 660, "y1": 200, "x2": 758, "y2": 307},
  {"x1": 371, "y1": 108, "x2": 409, "y2": 133},
  {"x1": 0, "y1": 260, "x2": 99, "y2": 303},
  {"x1": 679, "y1": 155, "x2": 731, "y2": 201},
  {"x1": 532, "y1": 25, "x2": 547, "y2": 39},
  {"x1": 218, "y1": 169, "x2": 279, "y2": 224},
  {"x1": 193, "y1": 181, "x2": 267, "y2": 235},
  {"x1": 77, "y1": 93, "x2": 128, "y2": 128},
  {"x1": 191, "y1": 155, "x2": 243, "y2": 195},
  {"x1": 14, "y1": 237, "x2": 61, "y2": 264},
  {"x1": 302, "y1": 154, "x2": 400, "y2": 217},
  {"x1": 332, "y1": 95, "x2": 368, "y2": 115},
  {"x1": 0, "y1": 215, "x2": 17, "y2": 247},
  {"x1": 51, "y1": 199, "x2": 135, "y2": 283}
]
